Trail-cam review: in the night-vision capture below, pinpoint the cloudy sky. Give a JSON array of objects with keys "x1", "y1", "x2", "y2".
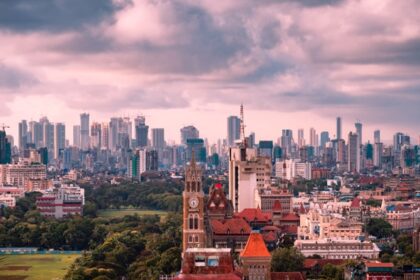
[{"x1": 1, "y1": 0, "x2": 419, "y2": 144}]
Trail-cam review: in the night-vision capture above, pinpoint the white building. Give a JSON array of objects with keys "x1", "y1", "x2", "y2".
[
  {"x1": 36, "y1": 184, "x2": 85, "y2": 218},
  {"x1": 228, "y1": 147, "x2": 271, "y2": 212},
  {"x1": 0, "y1": 194, "x2": 16, "y2": 207},
  {"x1": 275, "y1": 159, "x2": 312, "y2": 180}
]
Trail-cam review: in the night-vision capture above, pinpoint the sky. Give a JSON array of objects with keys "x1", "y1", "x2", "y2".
[{"x1": 0, "y1": 0, "x2": 419, "y2": 145}]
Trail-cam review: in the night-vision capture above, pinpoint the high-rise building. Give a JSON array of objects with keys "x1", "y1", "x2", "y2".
[
  {"x1": 348, "y1": 132, "x2": 360, "y2": 172},
  {"x1": 336, "y1": 139, "x2": 346, "y2": 164},
  {"x1": 186, "y1": 138, "x2": 206, "y2": 163},
  {"x1": 135, "y1": 116, "x2": 148, "y2": 148},
  {"x1": 281, "y1": 129, "x2": 293, "y2": 157},
  {"x1": 336, "y1": 117, "x2": 342, "y2": 140},
  {"x1": 54, "y1": 123, "x2": 65, "y2": 160},
  {"x1": 151, "y1": 128, "x2": 165, "y2": 149},
  {"x1": 29, "y1": 121, "x2": 43, "y2": 148},
  {"x1": 0, "y1": 130, "x2": 11, "y2": 164},
  {"x1": 298, "y1": 129, "x2": 305, "y2": 147},
  {"x1": 309, "y1": 128, "x2": 318, "y2": 148},
  {"x1": 90, "y1": 122, "x2": 101, "y2": 149},
  {"x1": 259, "y1": 140, "x2": 273, "y2": 160},
  {"x1": 180, "y1": 126, "x2": 199, "y2": 145},
  {"x1": 80, "y1": 113, "x2": 90, "y2": 150},
  {"x1": 248, "y1": 132, "x2": 256, "y2": 148},
  {"x1": 355, "y1": 122, "x2": 362, "y2": 145},
  {"x1": 101, "y1": 123, "x2": 109, "y2": 150},
  {"x1": 374, "y1": 142, "x2": 383, "y2": 168},
  {"x1": 41, "y1": 118, "x2": 54, "y2": 162},
  {"x1": 18, "y1": 120, "x2": 28, "y2": 151},
  {"x1": 227, "y1": 116, "x2": 241, "y2": 146},
  {"x1": 73, "y1": 125, "x2": 81, "y2": 148},
  {"x1": 374, "y1": 130, "x2": 381, "y2": 143},
  {"x1": 320, "y1": 131, "x2": 330, "y2": 148}
]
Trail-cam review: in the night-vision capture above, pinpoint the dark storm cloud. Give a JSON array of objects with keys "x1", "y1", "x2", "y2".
[
  {"x1": 0, "y1": 63, "x2": 37, "y2": 90},
  {"x1": 0, "y1": 0, "x2": 130, "y2": 32}
]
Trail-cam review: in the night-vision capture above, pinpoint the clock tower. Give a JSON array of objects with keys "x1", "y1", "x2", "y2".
[{"x1": 182, "y1": 151, "x2": 206, "y2": 254}]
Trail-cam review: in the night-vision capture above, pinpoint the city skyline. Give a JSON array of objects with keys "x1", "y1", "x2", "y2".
[
  {"x1": 5, "y1": 111, "x2": 419, "y2": 146},
  {"x1": 0, "y1": 0, "x2": 419, "y2": 144}
]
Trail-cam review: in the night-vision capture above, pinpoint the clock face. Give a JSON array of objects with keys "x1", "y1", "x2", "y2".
[{"x1": 189, "y1": 197, "x2": 199, "y2": 208}]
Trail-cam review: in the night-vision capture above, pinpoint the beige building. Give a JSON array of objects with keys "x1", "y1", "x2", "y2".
[
  {"x1": 295, "y1": 239, "x2": 380, "y2": 260},
  {"x1": 0, "y1": 161, "x2": 46, "y2": 187}
]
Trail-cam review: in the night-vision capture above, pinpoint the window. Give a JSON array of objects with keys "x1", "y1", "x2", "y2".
[
  {"x1": 195, "y1": 255, "x2": 206, "y2": 267},
  {"x1": 207, "y1": 256, "x2": 219, "y2": 267},
  {"x1": 189, "y1": 214, "x2": 194, "y2": 230}
]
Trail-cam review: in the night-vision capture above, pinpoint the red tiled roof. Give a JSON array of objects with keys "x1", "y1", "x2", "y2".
[
  {"x1": 236, "y1": 208, "x2": 272, "y2": 223},
  {"x1": 280, "y1": 225, "x2": 298, "y2": 234},
  {"x1": 240, "y1": 232, "x2": 271, "y2": 258},
  {"x1": 304, "y1": 259, "x2": 345, "y2": 269},
  {"x1": 281, "y1": 213, "x2": 300, "y2": 221},
  {"x1": 365, "y1": 262, "x2": 394, "y2": 268},
  {"x1": 271, "y1": 272, "x2": 305, "y2": 280},
  {"x1": 211, "y1": 218, "x2": 251, "y2": 235},
  {"x1": 261, "y1": 225, "x2": 280, "y2": 232},
  {"x1": 263, "y1": 231, "x2": 277, "y2": 242},
  {"x1": 175, "y1": 273, "x2": 242, "y2": 280},
  {"x1": 350, "y1": 197, "x2": 361, "y2": 208}
]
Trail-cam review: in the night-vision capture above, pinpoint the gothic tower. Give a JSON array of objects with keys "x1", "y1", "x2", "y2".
[{"x1": 182, "y1": 152, "x2": 206, "y2": 254}]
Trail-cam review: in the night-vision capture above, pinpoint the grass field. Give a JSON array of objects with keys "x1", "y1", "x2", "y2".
[
  {"x1": 97, "y1": 209, "x2": 168, "y2": 218},
  {"x1": 0, "y1": 254, "x2": 80, "y2": 280}
]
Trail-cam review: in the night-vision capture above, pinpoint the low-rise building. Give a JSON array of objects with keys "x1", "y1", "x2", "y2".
[
  {"x1": 294, "y1": 239, "x2": 380, "y2": 259},
  {"x1": 0, "y1": 193, "x2": 15, "y2": 207},
  {"x1": 36, "y1": 184, "x2": 85, "y2": 218}
]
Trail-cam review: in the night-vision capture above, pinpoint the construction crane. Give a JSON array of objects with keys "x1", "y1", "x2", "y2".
[{"x1": 0, "y1": 124, "x2": 9, "y2": 131}]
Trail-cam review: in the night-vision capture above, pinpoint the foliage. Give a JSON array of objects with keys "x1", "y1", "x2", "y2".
[
  {"x1": 271, "y1": 247, "x2": 304, "y2": 272},
  {"x1": 365, "y1": 199, "x2": 381, "y2": 207},
  {"x1": 320, "y1": 263, "x2": 344, "y2": 280},
  {"x1": 366, "y1": 218, "x2": 393, "y2": 239}
]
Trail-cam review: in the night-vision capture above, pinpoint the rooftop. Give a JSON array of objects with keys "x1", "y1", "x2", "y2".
[{"x1": 240, "y1": 232, "x2": 271, "y2": 258}]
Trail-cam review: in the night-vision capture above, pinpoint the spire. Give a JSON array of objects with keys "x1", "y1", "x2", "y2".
[{"x1": 190, "y1": 149, "x2": 196, "y2": 167}]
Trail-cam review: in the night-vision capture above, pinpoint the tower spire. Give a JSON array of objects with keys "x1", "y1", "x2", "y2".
[{"x1": 190, "y1": 149, "x2": 196, "y2": 167}]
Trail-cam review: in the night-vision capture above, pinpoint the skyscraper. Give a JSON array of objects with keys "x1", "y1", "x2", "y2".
[
  {"x1": 54, "y1": 123, "x2": 65, "y2": 160},
  {"x1": 41, "y1": 118, "x2": 54, "y2": 162},
  {"x1": 355, "y1": 121, "x2": 362, "y2": 145},
  {"x1": 80, "y1": 113, "x2": 90, "y2": 150},
  {"x1": 180, "y1": 125, "x2": 200, "y2": 145},
  {"x1": 309, "y1": 128, "x2": 317, "y2": 147},
  {"x1": 297, "y1": 129, "x2": 305, "y2": 147},
  {"x1": 18, "y1": 120, "x2": 28, "y2": 151},
  {"x1": 90, "y1": 122, "x2": 102, "y2": 149},
  {"x1": 280, "y1": 129, "x2": 293, "y2": 158},
  {"x1": 320, "y1": 131, "x2": 330, "y2": 148},
  {"x1": 73, "y1": 125, "x2": 81, "y2": 148},
  {"x1": 374, "y1": 130, "x2": 381, "y2": 143},
  {"x1": 151, "y1": 128, "x2": 165, "y2": 149},
  {"x1": 374, "y1": 142, "x2": 383, "y2": 168},
  {"x1": 29, "y1": 121, "x2": 43, "y2": 148},
  {"x1": 336, "y1": 117, "x2": 342, "y2": 140},
  {"x1": 101, "y1": 123, "x2": 109, "y2": 150},
  {"x1": 227, "y1": 116, "x2": 241, "y2": 146},
  {"x1": 135, "y1": 116, "x2": 149, "y2": 148},
  {"x1": 348, "y1": 132, "x2": 360, "y2": 172},
  {"x1": 0, "y1": 129, "x2": 11, "y2": 164}
]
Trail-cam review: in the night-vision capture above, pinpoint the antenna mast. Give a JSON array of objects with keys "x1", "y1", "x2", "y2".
[{"x1": 240, "y1": 104, "x2": 247, "y2": 148}]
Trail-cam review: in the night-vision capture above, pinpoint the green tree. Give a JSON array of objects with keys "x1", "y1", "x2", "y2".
[
  {"x1": 321, "y1": 263, "x2": 344, "y2": 280},
  {"x1": 366, "y1": 218, "x2": 393, "y2": 239},
  {"x1": 271, "y1": 247, "x2": 304, "y2": 272}
]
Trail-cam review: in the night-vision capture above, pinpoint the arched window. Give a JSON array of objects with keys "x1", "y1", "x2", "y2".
[
  {"x1": 197, "y1": 182, "x2": 201, "y2": 192},
  {"x1": 194, "y1": 214, "x2": 199, "y2": 230},
  {"x1": 194, "y1": 235, "x2": 199, "y2": 243},
  {"x1": 189, "y1": 214, "x2": 194, "y2": 230},
  {"x1": 188, "y1": 235, "x2": 193, "y2": 243}
]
